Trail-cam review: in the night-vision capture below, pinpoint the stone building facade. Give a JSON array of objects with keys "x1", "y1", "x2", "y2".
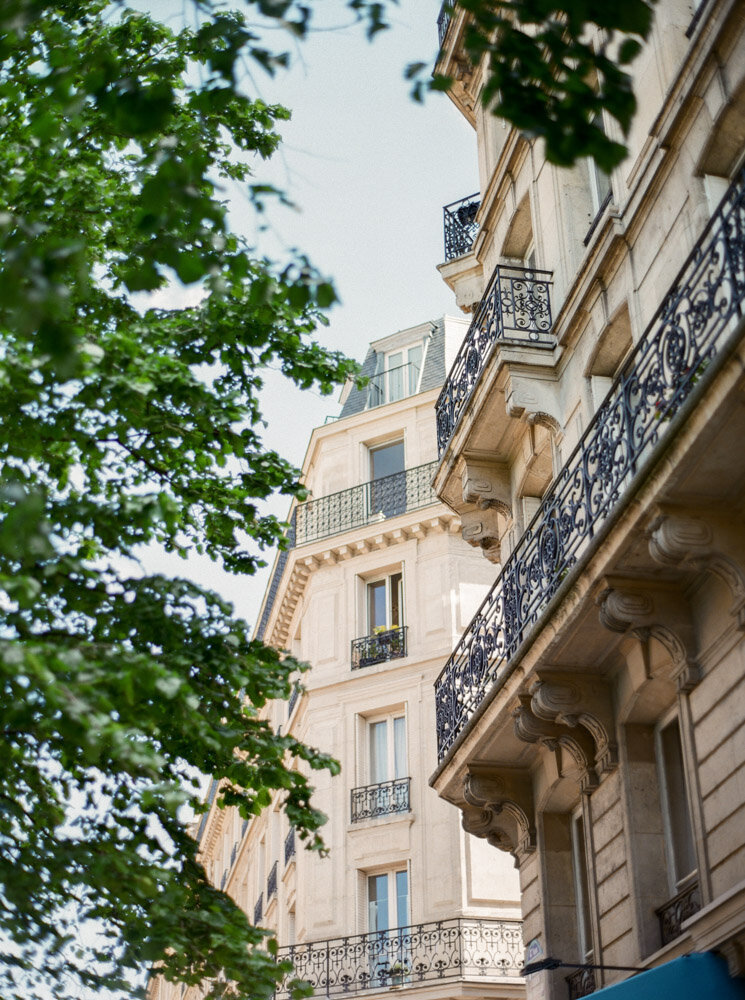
[
  {"x1": 148, "y1": 318, "x2": 525, "y2": 1000},
  {"x1": 431, "y1": 1, "x2": 745, "y2": 999}
]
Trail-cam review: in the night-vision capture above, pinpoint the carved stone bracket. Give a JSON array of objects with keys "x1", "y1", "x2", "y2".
[
  {"x1": 462, "y1": 765, "x2": 536, "y2": 864},
  {"x1": 596, "y1": 581, "x2": 701, "y2": 692},
  {"x1": 460, "y1": 507, "x2": 504, "y2": 563},
  {"x1": 529, "y1": 673, "x2": 618, "y2": 777},
  {"x1": 649, "y1": 511, "x2": 745, "y2": 631},
  {"x1": 462, "y1": 458, "x2": 512, "y2": 516},
  {"x1": 513, "y1": 695, "x2": 599, "y2": 792}
]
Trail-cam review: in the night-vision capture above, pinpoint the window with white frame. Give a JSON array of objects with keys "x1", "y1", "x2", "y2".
[
  {"x1": 586, "y1": 114, "x2": 612, "y2": 220},
  {"x1": 369, "y1": 345, "x2": 424, "y2": 407},
  {"x1": 368, "y1": 712, "x2": 407, "y2": 786},
  {"x1": 351, "y1": 710, "x2": 410, "y2": 821},
  {"x1": 368, "y1": 439, "x2": 406, "y2": 519},
  {"x1": 656, "y1": 716, "x2": 697, "y2": 895},
  {"x1": 368, "y1": 868, "x2": 409, "y2": 932},
  {"x1": 367, "y1": 571, "x2": 403, "y2": 634}
]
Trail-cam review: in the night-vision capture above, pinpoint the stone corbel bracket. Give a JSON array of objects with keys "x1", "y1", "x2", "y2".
[
  {"x1": 529, "y1": 672, "x2": 618, "y2": 778},
  {"x1": 513, "y1": 694, "x2": 600, "y2": 792},
  {"x1": 648, "y1": 511, "x2": 745, "y2": 631},
  {"x1": 462, "y1": 764, "x2": 536, "y2": 864},
  {"x1": 596, "y1": 579, "x2": 701, "y2": 692}
]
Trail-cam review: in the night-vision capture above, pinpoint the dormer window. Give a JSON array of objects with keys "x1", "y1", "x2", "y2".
[{"x1": 368, "y1": 343, "x2": 424, "y2": 407}]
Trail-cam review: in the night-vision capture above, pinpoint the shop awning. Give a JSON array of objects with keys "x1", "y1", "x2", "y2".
[{"x1": 590, "y1": 952, "x2": 745, "y2": 999}]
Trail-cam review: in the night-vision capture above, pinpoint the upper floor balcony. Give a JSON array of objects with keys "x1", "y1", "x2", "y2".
[
  {"x1": 437, "y1": 0, "x2": 452, "y2": 47},
  {"x1": 293, "y1": 461, "x2": 438, "y2": 547},
  {"x1": 435, "y1": 168, "x2": 745, "y2": 762},
  {"x1": 435, "y1": 264, "x2": 555, "y2": 456},
  {"x1": 276, "y1": 917, "x2": 523, "y2": 998},
  {"x1": 443, "y1": 193, "x2": 480, "y2": 261}
]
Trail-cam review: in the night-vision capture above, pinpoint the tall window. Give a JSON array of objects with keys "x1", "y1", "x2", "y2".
[
  {"x1": 367, "y1": 572, "x2": 403, "y2": 633},
  {"x1": 586, "y1": 115, "x2": 612, "y2": 220},
  {"x1": 369, "y1": 440, "x2": 406, "y2": 518},
  {"x1": 369, "y1": 714, "x2": 407, "y2": 785},
  {"x1": 369, "y1": 346, "x2": 423, "y2": 406},
  {"x1": 657, "y1": 717, "x2": 697, "y2": 894},
  {"x1": 368, "y1": 869, "x2": 409, "y2": 932},
  {"x1": 571, "y1": 813, "x2": 594, "y2": 963}
]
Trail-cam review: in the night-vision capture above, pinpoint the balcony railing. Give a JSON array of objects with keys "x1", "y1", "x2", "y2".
[
  {"x1": 351, "y1": 626, "x2": 407, "y2": 670},
  {"x1": 267, "y1": 861, "x2": 278, "y2": 902},
  {"x1": 437, "y1": 1, "x2": 453, "y2": 47},
  {"x1": 444, "y1": 193, "x2": 480, "y2": 261},
  {"x1": 566, "y1": 967, "x2": 596, "y2": 1000},
  {"x1": 366, "y1": 361, "x2": 421, "y2": 409},
  {"x1": 435, "y1": 264, "x2": 554, "y2": 455},
  {"x1": 276, "y1": 917, "x2": 523, "y2": 998},
  {"x1": 295, "y1": 461, "x2": 438, "y2": 546},
  {"x1": 435, "y1": 169, "x2": 745, "y2": 762},
  {"x1": 284, "y1": 827, "x2": 296, "y2": 867},
  {"x1": 657, "y1": 881, "x2": 701, "y2": 945},
  {"x1": 254, "y1": 893, "x2": 263, "y2": 925},
  {"x1": 351, "y1": 777, "x2": 411, "y2": 823},
  {"x1": 288, "y1": 683, "x2": 300, "y2": 718}
]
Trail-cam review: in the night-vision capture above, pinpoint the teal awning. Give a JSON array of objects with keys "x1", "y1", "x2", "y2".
[{"x1": 590, "y1": 952, "x2": 745, "y2": 999}]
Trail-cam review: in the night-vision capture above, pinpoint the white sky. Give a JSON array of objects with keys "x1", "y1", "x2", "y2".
[{"x1": 145, "y1": 2, "x2": 477, "y2": 631}]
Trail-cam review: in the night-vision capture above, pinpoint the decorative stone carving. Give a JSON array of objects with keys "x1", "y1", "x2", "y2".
[
  {"x1": 597, "y1": 582, "x2": 701, "y2": 692},
  {"x1": 461, "y1": 765, "x2": 536, "y2": 863},
  {"x1": 529, "y1": 673, "x2": 618, "y2": 776},
  {"x1": 461, "y1": 458, "x2": 512, "y2": 516},
  {"x1": 513, "y1": 695, "x2": 599, "y2": 792},
  {"x1": 460, "y1": 508, "x2": 504, "y2": 563}
]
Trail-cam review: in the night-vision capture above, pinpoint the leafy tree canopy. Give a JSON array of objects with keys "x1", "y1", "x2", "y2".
[
  {"x1": 0, "y1": 0, "x2": 653, "y2": 998},
  {"x1": 410, "y1": 0, "x2": 657, "y2": 171}
]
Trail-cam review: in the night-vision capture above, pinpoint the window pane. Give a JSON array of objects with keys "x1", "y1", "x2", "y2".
[
  {"x1": 572, "y1": 815, "x2": 593, "y2": 961},
  {"x1": 368, "y1": 580, "x2": 386, "y2": 631},
  {"x1": 370, "y1": 721, "x2": 388, "y2": 785},
  {"x1": 387, "y1": 352, "x2": 403, "y2": 402},
  {"x1": 393, "y1": 716, "x2": 406, "y2": 779},
  {"x1": 371, "y1": 441, "x2": 404, "y2": 481},
  {"x1": 395, "y1": 870, "x2": 409, "y2": 928},
  {"x1": 368, "y1": 874, "x2": 389, "y2": 932},
  {"x1": 390, "y1": 572, "x2": 402, "y2": 627},
  {"x1": 407, "y1": 345, "x2": 422, "y2": 395},
  {"x1": 661, "y1": 719, "x2": 697, "y2": 886}
]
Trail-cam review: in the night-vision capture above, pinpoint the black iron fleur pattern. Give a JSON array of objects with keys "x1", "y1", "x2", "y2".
[
  {"x1": 657, "y1": 881, "x2": 701, "y2": 945},
  {"x1": 275, "y1": 918, "x2": 523, "y2": 998},
  {"x1": 437, "y1": 1, "x2": 452, "y2": 46},
  {"x1": 295, "y1": 461, "x2": 438, "y2": 546},
  {"x1": 435, "y1": 171, "x2": 745, "y2": 762},
  {"x1": 284, "y1": 827, "x2": 296, "y2": 867},
  {"x1": 351, "y1": 626, "x2": 408, "y2": 670},
  {"x1": 566, "y1": 967, "x2": 597, "y2": 1000},
  {"x1": 444, "y1": 194, "x2": 481, "y2": 261},
  {"x1": 350, "y1": 777, "x2": 410, "y2": 823},
  {"x1": 435, "y1": 265, "x2": 554, "y2": 455},
  {"x1": 267, "y1": 861, "x2": 278, "y2": 901}
]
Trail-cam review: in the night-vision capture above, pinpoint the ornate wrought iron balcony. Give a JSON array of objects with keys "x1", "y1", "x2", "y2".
[
  {"x1": 295, "y1": 462, "x2": 437, "y2": 546},
  {"x1": 276, "y1": 917, "x2": 523, "y2": 998},
  {"x1": 435, "y1": 264, "x2": 554, "y2": 455},
  {"x1": 284, "y1": 827, "x2": 296, "y2": 867},
  {"x1": 566, "y1": 967, "x2": 596, "y2": 1000},
  {"x1": 437, "y1": 1, "x2": 453, "y2": 47},
  {"x1": 351, "y1": 626, "x2": 407, "y2": 670},
  {"x1": 435, "y1": 169, "x2": 745, "y2": 762},
  {"x1": 443, "y1": 193, "x2": 480, "y2": 261},
  {"x1": 254, "y1": 893, "x2": 263, "y2": 925},
  {"x1": 351, "y1": 777, "x2": 411, "y2": 823},
  {"x1": 657, "y1": 881, "x2": 701, "y2": 945},
  {"x1": 288, "y1": 683, "x2": 300, "y2": 718},
  {"x1": 267, "y1": 860, "x2": 278, "y2": 902}
]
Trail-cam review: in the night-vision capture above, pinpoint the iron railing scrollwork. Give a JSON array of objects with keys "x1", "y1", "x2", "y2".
[
  {"x1": 351, "y1": 626, "x2": 407, "y2": 670},
  {"x1": 435, "y1": 264, "x2": 554, "y2": 455},
  {"x1": 657, "y1": 881, "x2": 701, "y2": 945},
  {"x1": 284, "y1": 827, "x2": 296, "y2": 867},
  {"x1": 444, "y1": 194, "x2": 480, "y2": 261},
  {"x1": 267, "y1": 861, "x2": 278, "y2": 902},
  {"x1": 295, "y1": 461, "x2": 438, "y2": 546},
  {"x1": 275, "y1": 917, "x2": 523, "y2": 998},
  {"x1": 435, "y1": 170, "x2": 745, "y2": 762},
  {"x1": 254, "y1": 893, "x2": 263, "y2": 926},
  {"x1": 351, "y1": 777, "x2": 411, "y2": 823},
  {"x1": 437, "y1": 1, "x2": 453, "y2": 46},
  {"x1": 566, "y1": 967, "x2": 596, "y2": 1000},
  {"x1": 288, "y1": 683, "x2": 300, "y2": 718}
]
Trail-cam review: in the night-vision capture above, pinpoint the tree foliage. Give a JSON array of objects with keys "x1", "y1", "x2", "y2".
[{"x1": 410, "y1": 0, "x2": 657, "y2": 171}]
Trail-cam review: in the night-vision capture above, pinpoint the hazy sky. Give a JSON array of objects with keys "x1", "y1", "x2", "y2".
[{"x1": 147, "y1": 2, "x2": 478, "y2": 629}]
